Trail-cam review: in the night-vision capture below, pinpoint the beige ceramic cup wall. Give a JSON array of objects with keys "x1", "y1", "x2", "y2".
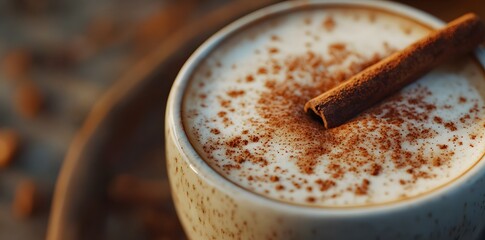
[{"x1": 165, "y1": 1, "x2": 485, "y2": 239}]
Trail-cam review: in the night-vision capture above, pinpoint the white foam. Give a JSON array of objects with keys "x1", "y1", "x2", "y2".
[{"x1": 182, "y1": 7, "x2": 485, "y2": 207}]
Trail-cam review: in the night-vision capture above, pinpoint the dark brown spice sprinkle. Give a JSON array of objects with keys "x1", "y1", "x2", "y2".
[
  {"x1": 369, "y1": 164, "x2": 382, "y2": 176},
  {"x1": 355, "y1": 179, "x2": 370, "y2": 195},
  {"x1": 258, "y1": 67, "x2": 267, "y2": 74},
  {"x1": 315, "y1": 179, "x2": 336, "y2": 192},
  {"x1": 210, "y1": 128, "x2": 220, "y2": 135},
  {"x1": 227, "y1": 90, "x2": 245, "y2": 98},
  {"x1": 323, "y1": 16, "x2": 335, "y2": 31},
  {"x1": 270, "y1": 176, "x2": 279, "y2": 182},
  {"x1": 306, "y1": 196, "x2": 316, "y2": 203},
  {"x1": 268, "y1": 47, "x2": 279, "y2": 54},
  {"x1": 437, "y1": 144, "x2": 448, "y2": 150}
]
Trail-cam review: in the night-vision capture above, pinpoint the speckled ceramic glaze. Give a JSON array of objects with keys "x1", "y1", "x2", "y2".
[{"x1": 165, "y1": 1, "x2": 485, "y2": 239}]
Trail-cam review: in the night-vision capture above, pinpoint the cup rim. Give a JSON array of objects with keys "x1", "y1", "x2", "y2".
[{"x1": 166, "y1": 0, "x2": 485, "y2": 216}]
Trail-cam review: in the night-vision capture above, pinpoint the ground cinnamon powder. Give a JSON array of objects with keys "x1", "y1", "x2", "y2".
[{"x1": 186, "y1": 19, "x2": 485, "y2": 203}]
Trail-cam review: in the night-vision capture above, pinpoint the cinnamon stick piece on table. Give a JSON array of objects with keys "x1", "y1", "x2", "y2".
[{"x1": 304, "y1": 13, "x2": 485, "y2": 129}]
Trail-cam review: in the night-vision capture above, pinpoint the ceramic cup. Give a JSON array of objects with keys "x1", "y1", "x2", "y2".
[{"x1": 165, "y1": 1, "x2": 485, "y2": 239}]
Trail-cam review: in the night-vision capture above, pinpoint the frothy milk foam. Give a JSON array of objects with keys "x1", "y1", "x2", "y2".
[{"x1": 182, "y1": 7, "x2": 485, "y2": 207}]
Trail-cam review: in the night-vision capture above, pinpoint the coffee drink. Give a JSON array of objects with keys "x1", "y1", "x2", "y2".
[
  {"x1": 167, "y1": 2, "x2": 485, "y2": 239},
  {"x1": 182, "y1": 7, "x2": 485, "y2": 207}
]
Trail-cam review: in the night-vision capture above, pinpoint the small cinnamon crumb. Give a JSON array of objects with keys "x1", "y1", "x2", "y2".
[
  {"x1": 250, "y1": 136, "x2": 260, "y2": 142},
  {"x1": 306, "y1": 196, "x2": 316, "y2": 203},
  {"x1": 328, "y1": 43, "x2": 346, "y2": 51},
  {"x1": 369, "y1": 164, "x2": 382, "y2": 176},
  {"x1": 437, "y1": 144, "x2": 448, "y2": 149},
  {"x1": 257, "y1": 67, "x2": 267, "y2": 74},
  {"x1": 264, "y1": 80, "x2": 276, "y2": 89},
  {"x1": 432, "y1": 158, "x2": 442, "y2": 167},
  {"x1": 219, "y1": 99, "x2": 231, "y2": 108},
  {"x1": 0, "y1": 129, "x2": 20, "y2": 168},
  {"x1": 315, "y1": 179, "x2": 336, "y2": 191},
  {"x1": 355, "y1": 179, "x2": 370, "y2": 195},
  {"x1": 217, "y1": 111, "x2": 227, "y2": 118},
  {"x1": 12, "y1": 179, "x2": 38, "y2": 219},
  {"x1": 210, "y1": 128, "x2": 220, "y2": 135},
  {"x1": 227, "y1": 136, "x2": 242, "y2": 148},
  {"x1": 323, "y1": 16, "x2": 335, "y2": 31},
  {"x1": 433, "y1": 116, "x2": 443, "y2": 124},
  {"x1": 444, "y1": 122, "x2": 457, "y2": 131},
  {"x1": 270, "y1": 176, "x2": 279, "y2": 182},
  {"x1": 268, "y1": 47, "x2": 279, "y2": 54},
  {"x1": 227, "y1": 90, "x2": 245, "y2": 98}
]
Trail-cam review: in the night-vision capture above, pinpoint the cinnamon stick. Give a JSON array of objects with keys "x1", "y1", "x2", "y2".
[{"x1": 304, "y1": 13, "x2": 485, "y2": 129}]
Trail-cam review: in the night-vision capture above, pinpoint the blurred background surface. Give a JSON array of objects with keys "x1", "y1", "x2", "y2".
[{"x1": 0, "y1": 0, "x2": 483, "y2": 239}]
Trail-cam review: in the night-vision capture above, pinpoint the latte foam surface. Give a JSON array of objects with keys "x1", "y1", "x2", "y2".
[{"x1": 182, "y1": 7, "x2": 485, "y2": 207}]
